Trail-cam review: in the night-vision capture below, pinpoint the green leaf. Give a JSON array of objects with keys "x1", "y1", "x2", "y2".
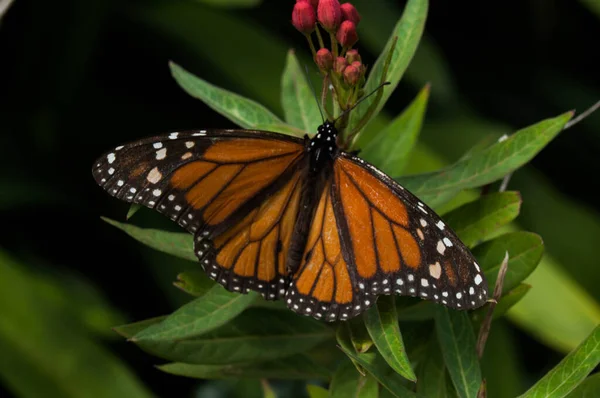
[
  {"x1": 126, "y1": 204, "x2": 141, "y2": 220},
  {"x1": 473, "y1": 231, "x2": 544, "y2": 294},
  {"x1": 442, "y1": 191, "x2": 522, "y2": 248},
  {"x1": 471, "y1": 283, "x2": 531, "y2": 328},
  {"x1": 507, "y1": 255, "x2": 600, "y2": 353},
  {"x1": 350, "y1": 0, "x2": 428, "y2": 134},
  {"x1": 435, "y1": 307, "x2": 482, "y2": 398},
  {"x1": 173, "y1": 270, "x2": 215, "y2": 297},
  {"x1": 329, "y1": 360, "x2": 379, "y2": 398},
  {"x1": 102, "y1": 217, "x2": 195, "y2": 261},
  {"x1": 158, "y1": 354, "x2": 330, "y2": 380},
  {"x1": 567, "y1": 372, "x2": 600, "y2": 397},
  {"x1": 363, "y1": 295, "x2": 416, "y2": 381},
  {"x1": 480, "y1": 320, "x2": 523, "y2": 398},
  {"x1": 307, "y1": 384, "x2": 329, "y2": 398},
  {"x1": 133, "y1": 284, "x2": 258, "y2": 342},
  {"x1": 417, "y1": 339, "x2": 452, "y2": 398},
  {"x1": 337, "y1": 325, "x2": 417, "y2": 398},
  {"x1": 518, "y1": 325, "x2": 600, "y2": 398},
  {"x1": 338, "y1": 347, "x2": 418, "y2": 398},
  {"x1": 134, "y1": 309, "x2": 333, "y2": 365},
  {"x1": 398, "y1": 112, "x2": 573, "y2": 207},
  {"x1": 280, "y1": 49, "x2": 321, "y2": 133},
  {"x1": 113, "y1": 316, "x2": 166, "y2": 339},
  {"x1": 359, "y1": 84, "x2": 430, "y2": 176},
  {"x1": 0, "y1": 250, "x2": 152, "y2": 398},
  {"x1": 170, "y1": 62, "x2": 296, "y2": 133}
]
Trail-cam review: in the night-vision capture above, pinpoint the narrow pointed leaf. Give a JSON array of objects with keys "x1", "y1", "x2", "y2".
[
  {"x1": 281, "y1": 50, "x2": 321, "y2": 133},
  {"x1": 113, "y1": 317, "x2": 166, "y2": 339},
  {"x1": 435, "y1": 307, "x2": 482, "y2": 398},
  {"x1": 363, "y1": 295, "x2": 416, "y2": 381},
  {"x1": 398, "y1": 112, "x2": 573, "y2": 206},
  {"x1": 519, "y1": 325, "x2": 600, "y2": 398},
  {"x1": 442, "y1": 191, "x2": 522, "y2": 248},
  {"x1": 359, "y1": 84, "x2": 430, "y2": 175},
  {"x1": 473, "y1": 231, "x2": 544, "y2": 293},
  {"x1": 133, "y1": 284, "x2": 257, "y2": 342},
  {"x1": 170, "y1": 62, "x2": 296, "y2": 134},
  {"x1": 338, "y1": 346, "x2": 418, "y2": 398},
  {"x1": 158, "y1": 354, "x2": 330, "y2": 380},
  {"x1": 126, "y1": 204, "x2": 142, "y2": 220},
  {"x1": 134, "y1": 309, "x2": 334, "y2": 365},
  {"x1": 102, "y1": 217, "x2": 195, "y2": 261},
  {"x1": 350, "y1": 0, "x2": 428, "y2": 133},
  {"x1": 329, "y1": 360, "x2": 379, "y2": 398}
]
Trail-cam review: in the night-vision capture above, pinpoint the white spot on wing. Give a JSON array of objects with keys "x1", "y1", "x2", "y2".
[
  {"x1": 474, "y1": 274, "x2": 483, "y2": 285},
  {"x1": 147, "y1": 167, "x2": 162, "y2": 184},
  {"x1": 156, "y1": 148, "x2": 167, "y2": 160},
  {"x1": 107, "y1": 153, "x2": 116, "y2": 164}
]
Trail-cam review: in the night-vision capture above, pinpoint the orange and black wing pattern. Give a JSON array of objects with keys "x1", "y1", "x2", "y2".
[
  {"x1": 197, "y1": 168, "x2": 304, "y2": 299},
  {"x1": 333, "y1": 155, "x2": 487, "y2": 311},
  {"x1": 92, "y1": 130, "x2": 304, "y2": 235}
]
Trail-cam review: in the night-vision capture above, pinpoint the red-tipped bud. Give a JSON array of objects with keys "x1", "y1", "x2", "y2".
[
  {"x1": 315, "y1": 48, "x2": 334, "y2": 71},
  {"x1": 292, "y1": 1, "x2": 316, "y2": 34},
  {"x1": 334, "y1": 56, "x2": 347, "y2": 74},
  {"x1": 336, "y1": 20, "x2": 358, "y2": 48},
  {"x1": 318, "y1": 0, "x2": 342, "y2": 31},
  {"x1": 343, "y1": 64, "x2": 360, "y2": 85},
  {"x1": 341, "y1": 3, "x2": 361, "y2": 25},
  {"x1": 345, "y1": 49, "x2": 361, "y2": 64}
]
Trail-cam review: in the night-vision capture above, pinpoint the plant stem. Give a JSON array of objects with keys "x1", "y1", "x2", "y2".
[{"x1": 315, "y1": 26, "x2": 325, "y2": 49}]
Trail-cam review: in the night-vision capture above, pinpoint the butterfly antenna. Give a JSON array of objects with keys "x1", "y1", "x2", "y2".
[
  {"x1": 334, "y1": 81, "x2": 391, "y2": 123},
  {"x1": 304, "y1": 65, "x2": 326, "y2": 123}
]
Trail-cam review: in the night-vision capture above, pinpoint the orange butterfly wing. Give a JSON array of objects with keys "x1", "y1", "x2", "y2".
[
  {"x1": 93, "y1": 129, "x2": 309, "y2": 300},
  {"x1": 286, "y1": 154, "x2": 488, "y2": 320}
]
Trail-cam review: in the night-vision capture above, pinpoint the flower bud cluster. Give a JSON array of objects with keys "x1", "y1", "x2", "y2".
[{"x1": 292, "y1": 0, "x2": 364, "y2": 87}]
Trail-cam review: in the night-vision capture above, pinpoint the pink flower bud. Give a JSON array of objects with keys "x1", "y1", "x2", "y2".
[
  {"x1": 341, "y1": 3, "x2": 361, "y2": 25},
  {"x1": 297, "y1": 0, "x2": 319, "y2": 10},
  {"x1": 292, "y1": 1, "x2": 316, "y2": 34},
  {"x1": 334, "y1": 56, "x2": 347, "y2": 74},
  {"x1": 315, "y1": 48, "x2": 334, "y2": 71},
  {"x1": 343, "y1": 64, "x2": 360, "y2": 85},
  {"x1": 336, "y1": 20, "x2": 358, "y2": 48},
  {"x1": 345, "y1": 49, "x2": 361, "y2": 64},
  {"x1": 318, "y1": 0, "x2": 342, "y2": 31}
]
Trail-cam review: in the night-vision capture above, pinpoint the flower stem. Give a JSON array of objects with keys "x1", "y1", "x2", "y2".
[
  {"x1": 329, "y1": 31, "x2": 338, "y2": 58},
  {"x1": 305, "y1": 34, "x2": 317, "y2": 60},
  {"x1": 315, "y1": 27, "x2": 325, "y2": 49}
]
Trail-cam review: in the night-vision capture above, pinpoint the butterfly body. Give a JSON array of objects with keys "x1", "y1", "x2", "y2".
[{"x1": 93, "y1": 123, "x2": 488, "y2": 321}]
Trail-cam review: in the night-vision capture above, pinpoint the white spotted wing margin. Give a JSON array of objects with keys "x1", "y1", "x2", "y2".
[
  {"x1": 91, "y1": 129, "x2": 305, "y2": 234},
  {"x1": 332, "y1": 152, "x2": 489, "y2": 311}
]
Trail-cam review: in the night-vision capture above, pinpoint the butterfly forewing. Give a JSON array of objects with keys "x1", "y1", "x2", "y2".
[
  {"x1": 333, "y1": 154, "x2": 488, "y2": 310},
  {"x1": 92, "y1": 130, "x2": 305, "y2": 235}
]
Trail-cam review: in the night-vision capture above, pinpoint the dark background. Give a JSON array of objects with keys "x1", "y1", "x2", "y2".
[{"x1": 1, "y1": 0, "x2": 598, "y2": 397}]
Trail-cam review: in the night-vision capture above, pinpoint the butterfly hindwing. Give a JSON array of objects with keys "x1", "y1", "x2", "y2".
[
  {"x1": 196, "y1": 169, "x2": 304, "y2": 299},
  {"x1": 285, "y1": 179, "x2": 371, "y2": 321},
  {"x1": 92, "y1": 130, "x2": 305, "y2": 235},
  {"x1": 333, "y1": 154, "x2": 488, "y2": 310}
]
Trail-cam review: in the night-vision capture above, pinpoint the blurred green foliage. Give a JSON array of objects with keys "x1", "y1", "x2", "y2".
[{"x1": 1, "y1": 0, "x2": 599, "y2": 397}]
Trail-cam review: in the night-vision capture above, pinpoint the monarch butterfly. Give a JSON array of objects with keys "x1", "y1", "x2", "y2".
[{"x1": 92, "y1": 120, "x2": 488, "y2": 321}]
